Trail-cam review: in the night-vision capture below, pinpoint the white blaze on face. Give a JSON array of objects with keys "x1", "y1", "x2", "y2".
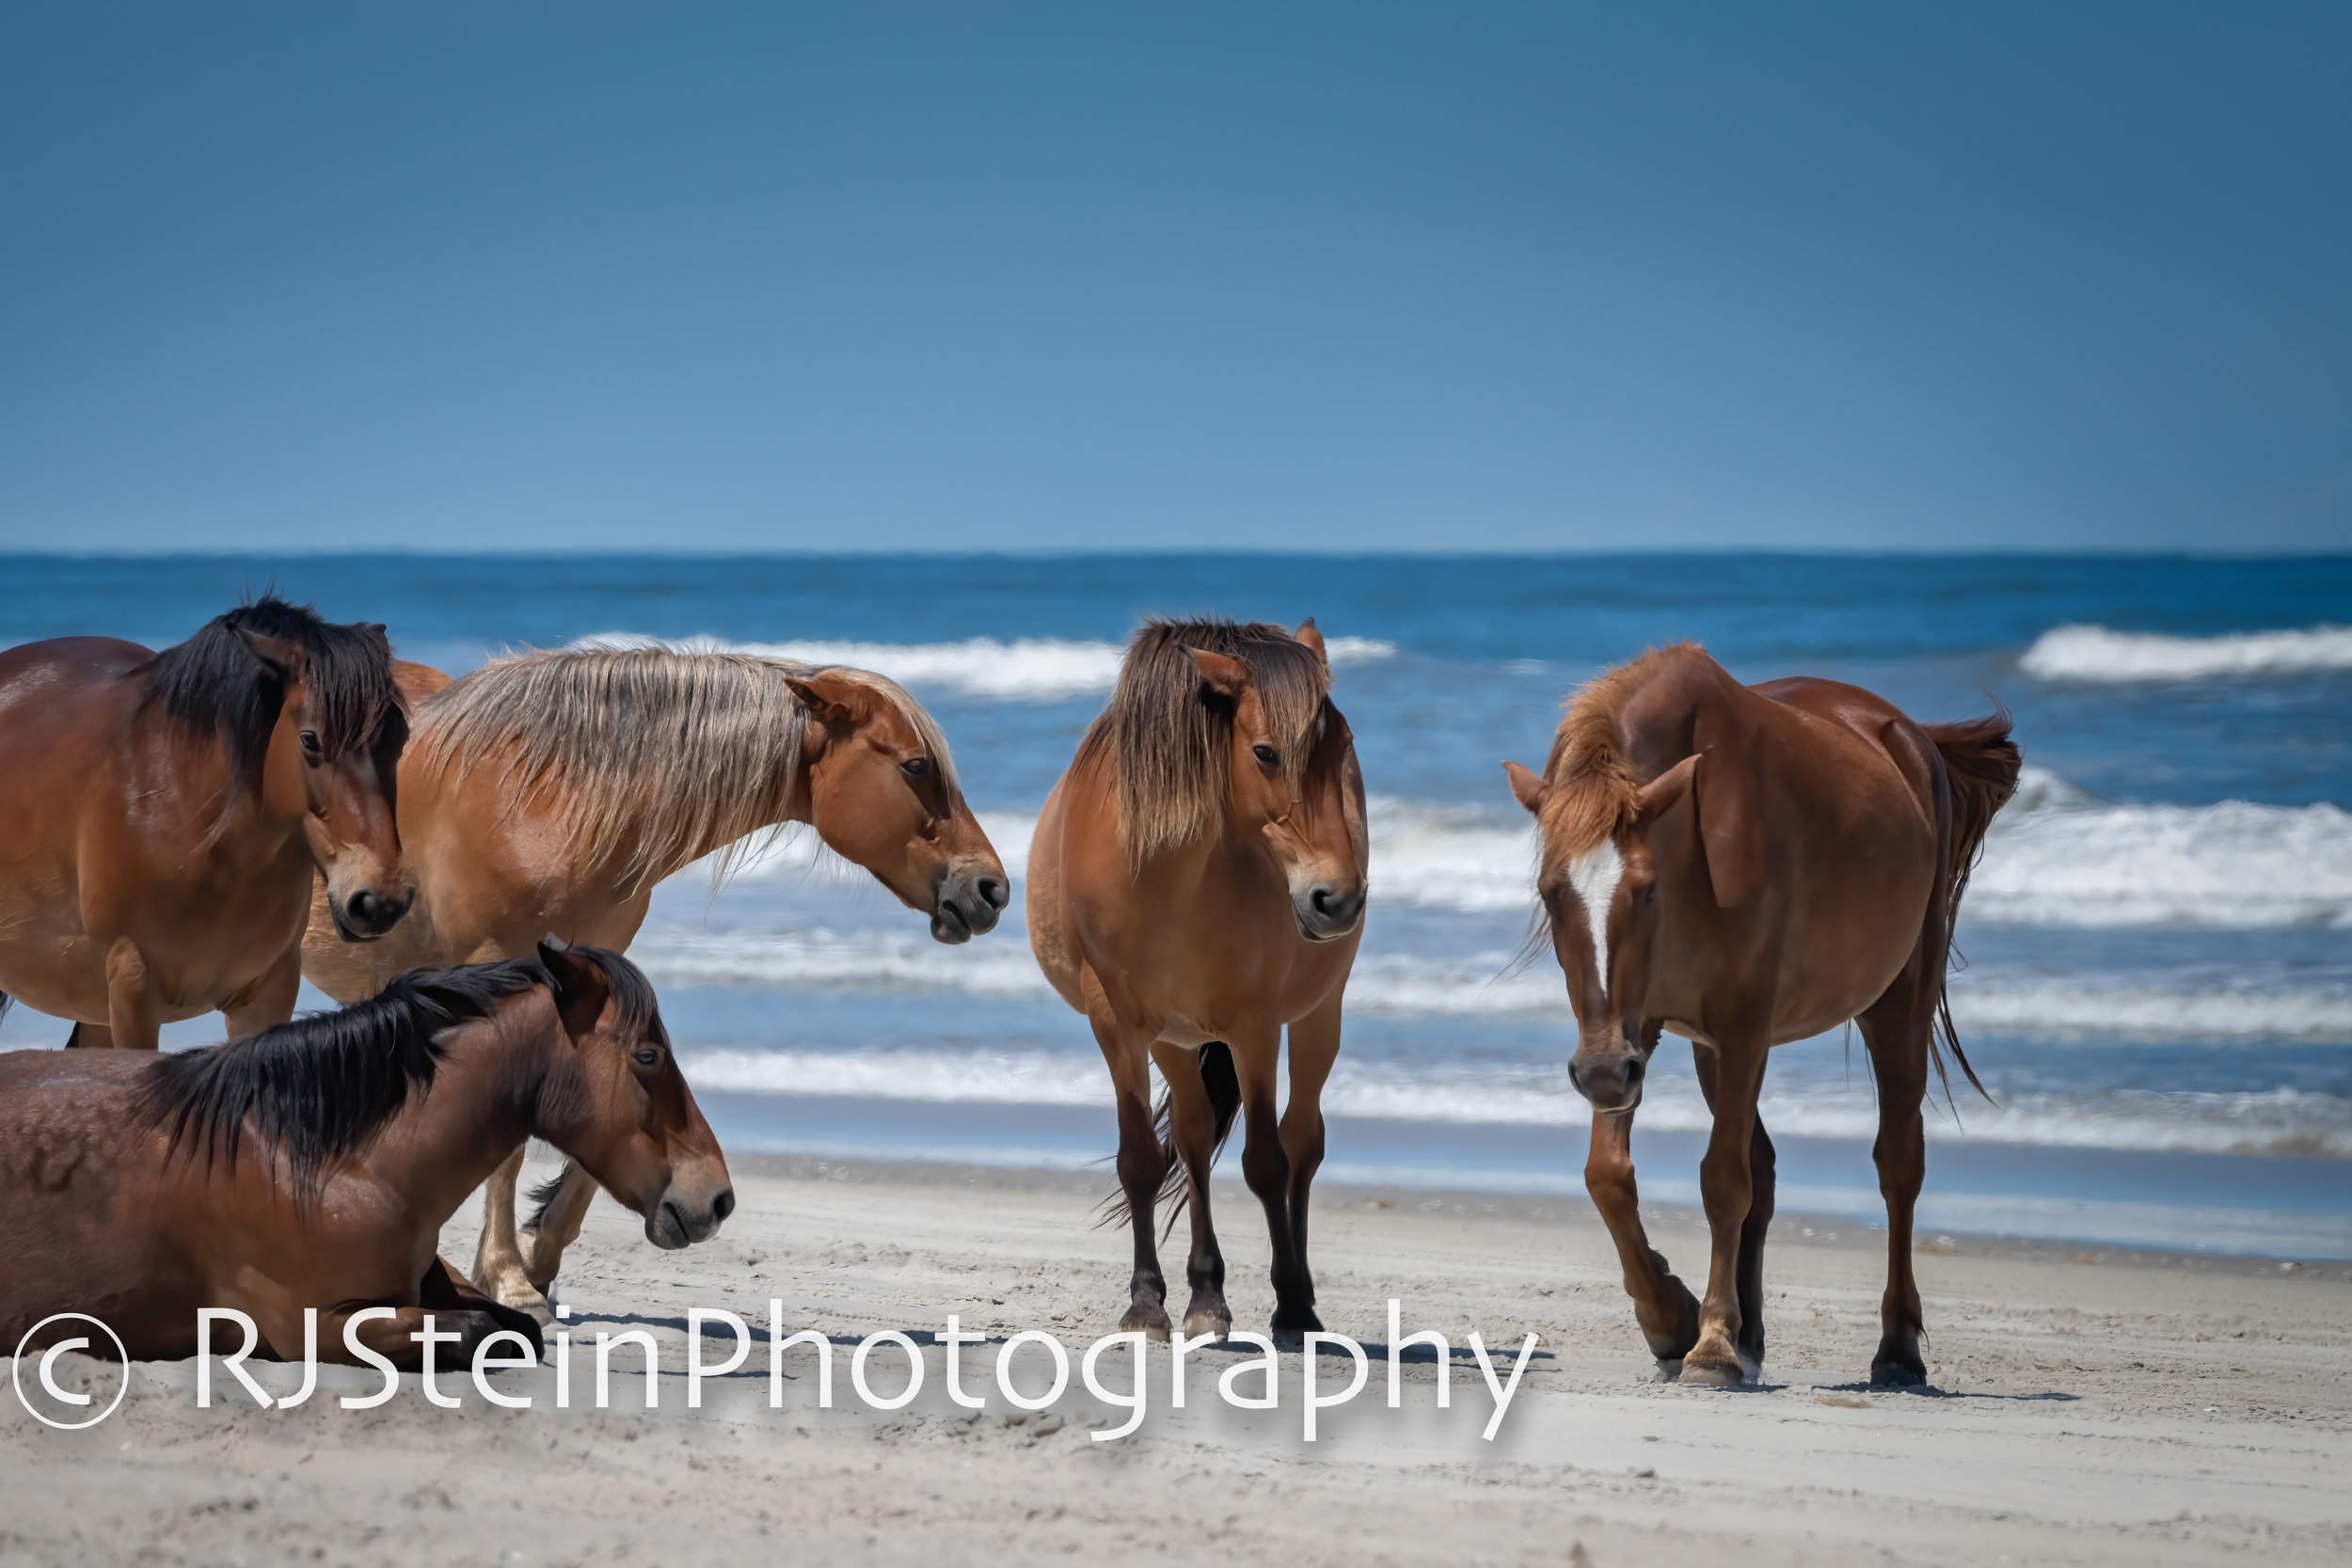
[{"x1": 1565, "y1": 841, "x2": 1624, "y2": 1005}]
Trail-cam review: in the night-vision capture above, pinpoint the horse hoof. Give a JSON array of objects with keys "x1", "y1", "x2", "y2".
[
  {"x1": 1183, "y1": 1306, "x2": 1232, "y2": 1342},
  {"x1": 1870, "y1": 1358, "x2": 1926, "y2": 1388},
  {"x1": 1121, "y1": 1305, "x2": 1174, "y2": 1342},
  {"x1": 1270, "y1": 1306, "x2": 1325, "y2": 1337},
  {"x1": 1677, "y1": 1356, "x2": 1745, "y2": 1388}
]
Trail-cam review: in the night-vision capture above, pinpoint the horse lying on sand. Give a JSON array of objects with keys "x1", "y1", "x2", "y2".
[
  {"x1": 1504, "y1": 642, "x2": 2018, "y2": 1387},
  {"x1": 0, "y1": 942, "x2": 729, "y2": 1366},
  {"x1": 297, "y1": 641, "x2": 1006, "y2": 1322},
  {"x1": 0, "y1": 595, "x2": 412, "y2": 1051},
  {"x1": 1029, "y1": 618, "x2": 1368, "y2": 1340}
]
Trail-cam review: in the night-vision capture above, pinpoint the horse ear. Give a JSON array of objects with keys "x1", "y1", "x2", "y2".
[
  {"x1": 785, "y1": 672, "x2": 874, "y2": 725},
  {"x1": 1632, "y1": 754, "x2": 1697, "y2": 823},
  {"x1": 1689, "y1": 721, "x2": 1766, "y2": 909},
  {"x1": 537, "y1": 937, "x2": 611, "y2": 1041},
  {"x1": 236, "y1": 629, "x2": 305, "y2": 681},
  {"x1": 1502, "y1": 760, "x2": 1549, "y2": 815},
  {"x1": 1188, "y1": 647, "x2": 1250, "y2": 700},
  {"x1": 1292, "y1": 619, "x2": 1328, "y2": 665}
]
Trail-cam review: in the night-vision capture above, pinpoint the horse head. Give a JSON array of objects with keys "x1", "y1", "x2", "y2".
[
  {"x1": 239, "y1": 619, "x2": 416, "y2": 942},
  {"x1": 785, "y1": 670, "x2": 1009, "y2": 944},
  {"x1": 1507, "y1": 750, "x2": 1737, "y2": 1112},
  {"x1": 532, "y1": 941, "x2": 734, "y2": 1250},
  {"x1": 1190, "y1": 619, "x2": 1368, "y2": 943}
]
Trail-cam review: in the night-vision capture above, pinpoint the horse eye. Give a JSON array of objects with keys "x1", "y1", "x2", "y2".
[
  {"x1": 299, "y1": 730, "x2": 323, "y2": 758},
  {"x1": 1641, "y1": 885, "x2": 1657, "y2": 907},
  {"x1": 1251, "y1": 744, "x2": 1279, "y2": 768},
  {"x1": 631, "y1": 1046, "x2": 663, "y2": 1069},
  {"x1": 900, "y1": 756, "x2": 930, "y2": 778}
]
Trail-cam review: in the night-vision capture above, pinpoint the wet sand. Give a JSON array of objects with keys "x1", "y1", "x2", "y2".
[{"x1": 6, "y1": 1150, "x2": 2348, "y2": 1566}]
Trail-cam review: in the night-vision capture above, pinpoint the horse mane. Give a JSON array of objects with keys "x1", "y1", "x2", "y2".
[
  {"x1": 1077, "y1": 618, "x2": 1332, "y2": 864},
  {"x1": 405, "y1": 643, "x2": 959, "y2": 893},
  {"x1": 135, "y1": 957, "x2": 537, "y2": 1199},
  {"x1": 1535, "y1": 642, "x2": 1708, "y2": 866},
  {"x1": 138, "y1": 594, "x2": 401, "y2": 795},
  {"x1": 137, "y1": 948, "x2": 660, "y2": 1201}
]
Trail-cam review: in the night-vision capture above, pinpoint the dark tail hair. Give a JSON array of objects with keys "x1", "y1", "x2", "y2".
[
  {"x1": 1101, "y1": 1041, "x2": 1242, "y2": 1240},
  {"x1": 1922, "y1": 705, "x2": 2023, "y2": 1102}
]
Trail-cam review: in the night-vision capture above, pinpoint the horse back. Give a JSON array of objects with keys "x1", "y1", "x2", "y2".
[{"x1": 0, "y1": 1049, "x2": 194, "y2": 1351}]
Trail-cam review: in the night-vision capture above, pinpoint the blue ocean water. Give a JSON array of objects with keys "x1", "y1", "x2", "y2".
[{"x1": 5, "y1": 553, "x2": 2348, "y2": 1257}]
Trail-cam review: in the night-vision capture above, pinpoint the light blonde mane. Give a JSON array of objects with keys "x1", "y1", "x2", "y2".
[
  {"x1": 1536, "y1": 643, "x2": 1702, "y2": 867},
  {"x1": 408, "y1": 644, "x2": 958, "y2": 893}
]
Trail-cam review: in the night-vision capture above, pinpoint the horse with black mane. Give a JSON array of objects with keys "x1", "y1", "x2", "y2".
[
  {"x1": 0, "y1": 942, "x2": 730, "y2": 1366},
  {"x1": 0, "y1": 595, "x2": 412, "y2": 1050},
  {"x1": 1503, "y1": 643, "x2": 2019, "y2": 1387}
]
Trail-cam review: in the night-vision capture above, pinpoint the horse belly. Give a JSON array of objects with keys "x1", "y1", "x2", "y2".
[{"x1": 1770, "y1": 796, "x2": 1938, "y2": 1043}]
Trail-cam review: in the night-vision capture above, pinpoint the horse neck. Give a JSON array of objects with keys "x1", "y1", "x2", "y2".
[
  {"x1": 358, "y1": 1005, "x2": 556, "y2": 1217},
  {"x1": 612, "y1": 711, "x2": 815, "y2": 884},
  {"x1": 140, "y1": 705, "x2": 307, "y2": 865}
]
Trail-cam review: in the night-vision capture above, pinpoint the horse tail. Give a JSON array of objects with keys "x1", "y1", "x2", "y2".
[
  {"x1": 0, "y1": 990, "x2": 10, "y2": 1029},
  {"x1": 1922, "y1": 705, "x2": 2023, "y2": 1101},
  {"x1": 1100, "y1": 1041, "x2": 1243, "y2": 1240}
]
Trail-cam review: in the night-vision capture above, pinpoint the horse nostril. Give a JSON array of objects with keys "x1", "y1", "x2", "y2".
[
  {"x1": 711, "y1": 1187, "x2": 736, "y2": 1224},
  {"x1": 1567, "y1": 1061, "x2": 1586, "y2": 1095},
  {"x1": 1624, "y1": 1056, "x2": 1645, "y2": 1085},
  {"x1": 977, "y1": 877, "x2": 1009, "y2": 911},
  {"x1": 1311, "y1": 885, "x2": 1336, "y2": 917},
  {"x1": 346, "y1": 891, "x2": 380, "y2": 926}
]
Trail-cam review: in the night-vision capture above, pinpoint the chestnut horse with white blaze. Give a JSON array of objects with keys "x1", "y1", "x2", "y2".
[
  {"x1": 1029, "y1": 619, "x2": 1367, "y2": 1340},
  {"x1": 0, "y1": 596, "x2": 411, "y2": 1052},
  {"x1": 299, "y1": 642, "x2": 1006, "y2": 1321},
  {"x1": 0, "y1": 942, "x2": 728, "y2": 1366},
  {"x1": 1504, "y1": 643, "x2": 2018, "y2": 1387}
]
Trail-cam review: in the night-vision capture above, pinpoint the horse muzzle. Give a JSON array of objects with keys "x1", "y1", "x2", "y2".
[
  {"x1": 1567, "y1": 1048, "x2": 1645, "y2": 1113},
  {"x1": 930, "y1": 865, "x2": 1009, "y2": 944},
  {"x1": 328, "y1": 883, "x2": 416, "y2": 942},
  {"x1": 645, "y1": 1180, "x2": 736, "y2": 1250},
  {"x1": 1291, "y1": 880, "x2": 1367, "y2": 943}
]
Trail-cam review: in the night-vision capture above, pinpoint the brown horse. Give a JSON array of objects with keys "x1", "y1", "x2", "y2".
[
  {"x1": 1, "y1": 942, "x2": 726, "y2": 1366},
  {"x1": 298, "y1": 642, "x2": 1007, "y2": 1320},
  {"x1": 1028, "y1": 619, "x2": 1368, "y2": 1340},
  {"x1": 0, "y1": 596, "x2": 411, "y2": 1052},
  {"x1": 1502, "y1": 643, "x2": 2018, "y2": 1387}
]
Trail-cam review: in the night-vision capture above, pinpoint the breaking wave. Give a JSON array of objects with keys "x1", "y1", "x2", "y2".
[
  {"x1": 676, "y1": 1045, "x2": 2352, "y2": 1160},
  {"x1": 571, "y1": 631, "x2": 1394, "y2": 703},
  {"x1": 2021, "y1": 623, "x2": 2352, "y2": 682}
]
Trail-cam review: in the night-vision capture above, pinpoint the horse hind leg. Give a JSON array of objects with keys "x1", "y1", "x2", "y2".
[
  {"x1": 1739, "y1": 1115, "x2": 1775, "y2": 1363},
  {"x1": 1094, "y1": 1010, "x2": 1173, "y2": 1339},
  {"x1": 1858, "y1": 983, "x2": 1932, "y2": 1386}
]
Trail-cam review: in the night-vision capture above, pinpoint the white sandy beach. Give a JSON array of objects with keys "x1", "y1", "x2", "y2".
[{"x1": 6, "y1": 1150, "x2": 2348, "y2": 1567}]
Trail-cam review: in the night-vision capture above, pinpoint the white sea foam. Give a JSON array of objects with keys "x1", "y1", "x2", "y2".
[
  {"x1": 2020, "y1": 623, "x2": 2352, "y2": 682},
  {"x1": 679, "y1": 768, "x2": 2352, "y2": 931},
  {"x1": 570, "y1": 631, "x2": 1394, "y2": 703},
  {"x1": 676, "y1": 1045, "x2": 2352, "y2": 1159},
  {"x1": 1970, "y1": 768, "x2": 2352, "y2": 927}
]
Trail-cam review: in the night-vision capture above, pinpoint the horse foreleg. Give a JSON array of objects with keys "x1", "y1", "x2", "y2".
[
  {"x1": 1153, "y1": 1041, "x2": 1232, "y2": 1340},
  {"x1": 218, "y1": 945, "x2": 303, "y2": 1040},
  {"x1": 1229, "y1": 1022, "x2": 1317, "y2": 1338},
  {"x1": 1584, "y1": 1105, "x2": 1700, "y2": 1361},
  {"x1": 1683, "y1": 1035, "x2": 1769, "y2": 1387},
  {"x1": 517, "y1": 1160, "x2": 599, "y2": 1293},
  {"x1": 469, "y1": 1147, "x2": 554, "y2": 1325},
  {"x1": 1093, "y1": 1009, "x2": 1171, "y2": 1339},
  {"x1": 1859, "y1": 989, "x2": 1931, "y2": 1386},
  {"x1": 102, "y1": 938, "x2": 162, "y2": 1050},
  {"x1": 316, "y1": 1302, "x2": 532, "y2": 1372},
  {"x1": 1278, "y1": 999, "x2": 1343, "y2": 1328},
  {"x1": 1692, "y1": 1048, "x2": 1777, "y2": 1364}
]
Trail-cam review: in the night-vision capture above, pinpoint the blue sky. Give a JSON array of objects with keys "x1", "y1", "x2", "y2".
[{"x1": 2, "y1": 2, "x2": 2346, "y2": 553}]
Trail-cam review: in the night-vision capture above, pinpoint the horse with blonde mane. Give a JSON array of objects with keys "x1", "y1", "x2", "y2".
[
  {"x1": 1028, "y1": 619, "x2": 1367, "y2": 1340},
  {"x1": 301, "y1": 641, "x2": 1006, "y2": 1321},
  {"x1": 0, "y1": 596, "x2": 411, "y2": 1052},
  {"x1": 1503, "y1": 643, "x2": 2018, "y2": 1387}
]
